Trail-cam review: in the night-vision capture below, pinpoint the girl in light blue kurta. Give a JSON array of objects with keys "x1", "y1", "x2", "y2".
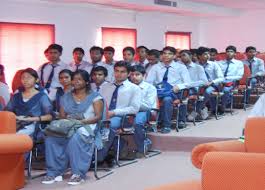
[
  {"x1": 42, "y1": 70, "x2": 104, "y2": 186},
  {"x1": 6, "y1": 68, "x2": 53, "y2": 136}
]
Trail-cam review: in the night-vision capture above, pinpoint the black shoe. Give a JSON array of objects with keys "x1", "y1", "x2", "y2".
[
  {"x1": 178, "y1": 121, "x2": 186, "y2": 129},
  {"x1": 160, "y1": 127, "x2": 171, "y2": 134}
]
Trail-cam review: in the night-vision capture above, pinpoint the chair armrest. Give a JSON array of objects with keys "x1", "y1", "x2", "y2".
[
  {"x1": 191, "y1": 140, "x2": 246, "y2": 169},
  {"x1": 202, "y1": 152, "x2": 265, "y2": 190},
  {"x1": 0, "y1": 134, "x2": 33, "y2": 154},
  {"x1": 145, "y1": 180, "x2": 201, "y2": 190}
]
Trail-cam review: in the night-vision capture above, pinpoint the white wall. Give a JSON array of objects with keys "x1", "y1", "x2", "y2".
[
  {"x1": 0, "y1": 1, "x2": 200, "y2": 63},
  {"x1": 200, "y1": 10, "x2": 265, "y2": 52}
]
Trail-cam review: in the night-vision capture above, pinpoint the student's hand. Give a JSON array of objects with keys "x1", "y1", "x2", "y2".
[
  {"x1": 18, "y1": 117, "x2": 36, "y2": 122},
  {"x1": 173, "y1": 86, "x2": 179, "y2": 93},
  {"x1": 108, "y1": 111, "x2": 115, "y2": 118}
]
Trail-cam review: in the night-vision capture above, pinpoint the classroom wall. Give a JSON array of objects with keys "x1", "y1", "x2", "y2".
[
  {"x1": 0, "y1": 0, "x2": 200, "y2": 63},
  {"x1": 199, "y1": 10, "x2": 265, "y2": 52}
]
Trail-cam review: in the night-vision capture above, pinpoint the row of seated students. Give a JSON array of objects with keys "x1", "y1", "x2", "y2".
[{"x1": 0, "y1": 43, "x2": 264, "y2": 185}]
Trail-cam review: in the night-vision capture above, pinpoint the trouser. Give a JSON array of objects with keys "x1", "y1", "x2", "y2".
[
  {"x1": 160, "y1": 92, "x2": 186, "y2": 128},
  {"x1": 45, "y1": 130, "x2": 95, "y2": 179},
  {"x1": 244, "y1": 78, "x2": 257, "y2": 104},
  {"x1": 97, "y1": 112, "x2": 148, "y2": 159}
]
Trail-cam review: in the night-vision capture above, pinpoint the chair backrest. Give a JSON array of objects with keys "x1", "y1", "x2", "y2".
[
  {"x1": 11, "y1": 69, "x2": 23, "y2": 93},
  {"x1": 202, "y1": 152, "x2": 265, "y2": 190},
  {"x1": 235, "y1": 52, "x2": 247, "y2": 60},
  {"x1": 0, "y1": 111, "x2": 16, "y2": 134},
  {"x1": 256, "y1": 53, "x2": 265, "y2": 62},
  {"x1": 244, "y1": 117, "x2": 265, "y2": 153}
]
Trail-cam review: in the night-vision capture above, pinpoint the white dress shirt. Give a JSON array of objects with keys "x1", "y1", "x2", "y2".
[
  {"x1": 185, "y1": 62, "x2": 208, "y2": 87},
  {"x1": 68, "y1": 60, "x2": 92, "y2": 73},
  {"x1": 200, "y1": 61, "x2": 224, "y2": 84},
  {"x1": 146, "y1": 61, "x2": 191, "y2": 90},
  {"x1": 91, "y1": 81, "x2": 109, "y2": 92},
  {"x1": 37, "y1": 60, "x2": 68, "y2": 90},
  {"x1": 138, "y1": 81, "x2": 157, "y2": 111},
  {"x1": 99, "y1": 79, "x2": 141, "y2": 116},
  {"x1": 243, "y1": 57, "x2": 265, "y2": 77},
  {"x1": 217, "y1": 59, "x2": 244, "y2": 81},
  {"x1": 135, "y1": 58, "x2": 149, "y2": 67}
]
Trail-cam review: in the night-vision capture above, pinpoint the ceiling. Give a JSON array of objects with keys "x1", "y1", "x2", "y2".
[
  {"x1": 189, "y1": 0, "x2": 265, "y2": 10},
  {"x1": 41, "y1": 0, "x2": 265, "y2": 17}
]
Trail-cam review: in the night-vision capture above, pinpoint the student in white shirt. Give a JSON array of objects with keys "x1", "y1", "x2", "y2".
[
  {"x1": 97, "y1": 61, "x2": 141, "y2": 160},
  {"x1": 123, "y1": 47, "x2": 137, "y2": 66},
  {"x1": 90, "y1": 46, "x2": 113, "y2": 82},
  {"x1": 145, "y1": 49, "x2": 160, "y2": 77},
  {"x1": 38, "y1": 44, "x2": 68, "y2": 93},
  {"x1": 197, "y1": 47, "x2": 224, "y2": 115},
  {"x1": 180, "y1": 50, "x2": 208, "y2": 121},
  {"x1": 130, "y1": 65, "x2": 157, "y2": 158},
  {"x1": 243, "y1": 46, "x2": 265, "y2": 104},
  {"x1": 68, "y1": 47, "x2": 92, "y2": 73},
  {"x1": 136, "y1": 46, "x2": 149, "y2": 67},
  {"x1": 146, "y1": 46, "x2": 191, "y2": 133},
  {"x1": 218, "y1": 45, "x2": 244, "y2": 114},
  {"x1": 90, "y1": 66, "x2": 109, "y2": 92}
]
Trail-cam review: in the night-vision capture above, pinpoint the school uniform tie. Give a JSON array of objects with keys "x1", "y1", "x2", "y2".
[
  {"x1": 109, "y1": 84, "x2": 122, "y2": 110},
  {"x1": 145, "y1": 63, "x2": 150, "y2": 70},
  {"x1": 248, "y1": 59, "x2": 254, "y2": 73},
  {"x1": 163, "y1": 66, "x2": 170, "y2": 82},
  {"x1": 224, "y1": 61, "x2": 231, "y2": 77},
  {"x1": 75, "y1": 64, "x2": 81, "y2": 71},
  {"x1": 45, "y1": 64, "x2": 57, "y2": 89},
  {"x1": 96, "y1": 86, "x2": 100, "y2": 92}
]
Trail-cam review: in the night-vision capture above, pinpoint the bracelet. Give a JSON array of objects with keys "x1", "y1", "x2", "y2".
[{"x1": 39, "y1": 116, "x2": 42, "y2": 122}]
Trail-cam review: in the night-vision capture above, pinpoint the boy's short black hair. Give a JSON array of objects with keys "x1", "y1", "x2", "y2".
[
  {"x1": 48, "y1": 44, "x2": 63, "y2": 54},
  {"x1": 180, "y1": 50, "x2": 192, "y2": 57},
  {"x1": 197, "y1": 47, "x2": 210, "y2": 56},
  {"x1": 190, "y1": 49, "x2": 198, "y2": 55},
  {"x1": 130, "y1": 65, "x2": 146, "y2": 75},
  {"x1": 114, "y1": 61, "x2": 131, "y2": 73},
  {"x1": 73, "y1": 47, "x2": 85, "y2": 55},
  {"x1": 89, "y1": 46, "x2": 104, "y2": 55},
  {"x1": 103, "y1": 46, "x2": 115, "y2": 53},
  {"x1": 162, "y1": 46, "x2": 176, "y2": 55},
  {"x1": 91, "y1": 66, "x2": 108, "y2": 77},
  {"x1": 245, "y1": 46, "x2": 256, "y2": 53},
  {"x1": 209, "y1": 48, "x2": 218, "y2": 54},
  {"x1": 148, "y1": 49, "x2": 160, "y2": 59},
  {"x1": 137, "y1": 46, "x2": 149, "y2": 52},
  {"x1": 225, "y1": 45, "x2": 237, "y2": 53},
  {"x1": 123, "y1": 46, "x2": 136, "y2": 56}
]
